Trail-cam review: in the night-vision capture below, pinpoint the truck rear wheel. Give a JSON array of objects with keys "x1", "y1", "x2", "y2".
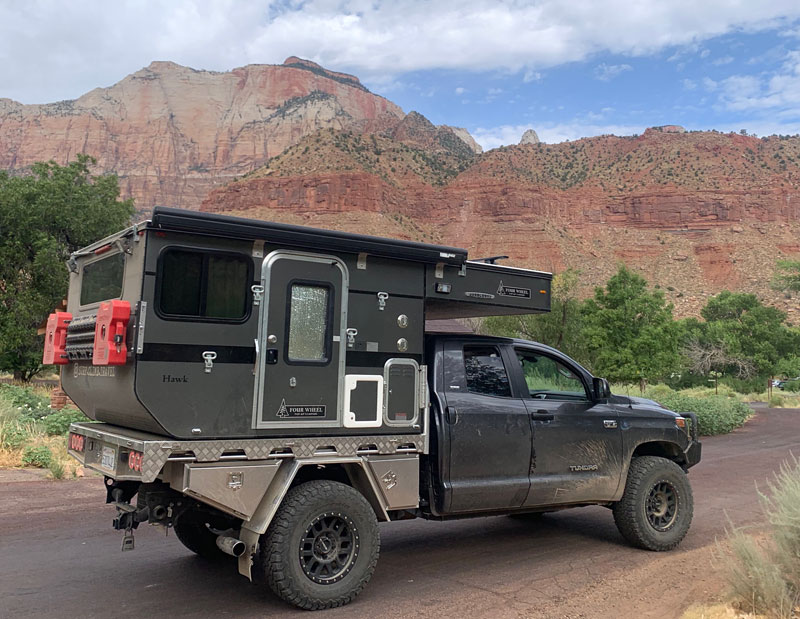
[
  {"x1": 257, "y1": 480, "x2": 380, "y2": 610},
  {"x1": 613, "y1": 456, "x2": 693, "y2": 551},
  {"x1": 173, "y1": 509, "x2": 235, "y2": 560}
]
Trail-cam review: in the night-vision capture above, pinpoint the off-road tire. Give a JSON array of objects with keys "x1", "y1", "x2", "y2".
[
  {"x1": 613, "y1": 456, "x2": 693, "y2": 551},
  {"x1": 257, "y1": 480, "x2": 380, "y2": 610},
  {"x1": 173, "y1": 509, "x2": 234, "y2": 560}
]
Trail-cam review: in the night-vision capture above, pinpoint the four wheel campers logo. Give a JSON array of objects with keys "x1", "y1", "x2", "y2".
[
  {"x1": 497, "y1": 280, "x2": 532, "y2": 299},
  {"x1": 276, "y1": 398, "x2": 326, "y2": 419}
]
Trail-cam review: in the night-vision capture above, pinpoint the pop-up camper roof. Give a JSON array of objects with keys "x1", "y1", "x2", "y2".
[{"x1": 149, "y1": 207, "x2": 551, "y2": 318}]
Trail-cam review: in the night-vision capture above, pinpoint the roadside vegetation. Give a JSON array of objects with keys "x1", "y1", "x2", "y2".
[
  {"x1": 717, "y1": 456, "x2": 800, "y2": 617},
  {"x1": 0, "y1": 383, "x2": 89, "y2": 478}
]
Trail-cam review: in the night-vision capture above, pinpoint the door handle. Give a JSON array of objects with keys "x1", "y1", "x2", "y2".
[
  {"x1": 445, "y1": 406, "x2": 459, "y2": 425},
  {"x1": 603, "y1": 419, "x2": 618, "y2": 429},
  {"x1": 530, "y1": 409, "x2": 554, "y2": 421}
]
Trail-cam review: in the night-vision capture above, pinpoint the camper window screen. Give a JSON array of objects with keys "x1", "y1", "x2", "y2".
[
  {"x1": 80, "y1": 253, "x2": 124, "y2": 306},
  {"x1": 287, "y1": 284, "x2": 330, "y2": 362},
  {"x1": 159, "y1": 249, "x2": 249, "y2": 320}
]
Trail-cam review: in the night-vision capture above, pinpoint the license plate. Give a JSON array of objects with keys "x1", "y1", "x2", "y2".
[{"x1": 101, "y1": 446, "x2": 116, "y2": 471}]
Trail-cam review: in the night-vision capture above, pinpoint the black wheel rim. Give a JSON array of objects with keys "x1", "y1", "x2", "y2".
[
  {"x1": 300, "y1": 512, "x2": 359, "y2": 585},
  {"x1": 645, "y1": 481, "x2": 678, "y2": 531}
]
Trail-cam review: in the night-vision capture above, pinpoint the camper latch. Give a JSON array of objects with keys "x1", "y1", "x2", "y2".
[
  {"x1": 346, "y1": 328, "x2": 358, "y2": 348},
  {"x1": 377, "y1": 292, "x2": 389, "y2": 310},
  {"x1": 202, "y1": 351, "x2": 217, "y2": 373},
  {"x1": 251, "y1": 285, "x2": 265, "y2": 306}
]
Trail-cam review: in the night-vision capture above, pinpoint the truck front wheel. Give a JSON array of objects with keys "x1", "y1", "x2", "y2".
[
  {"x1": 257, "y1": 480, "x2": 380, "y2": 610},
  {"x1": 612, "y1": 456, "x2": 693, "y2": 551}
]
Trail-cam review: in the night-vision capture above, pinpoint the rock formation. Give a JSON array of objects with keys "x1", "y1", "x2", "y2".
[
  {"x1": 0, "y1": 58, "x2": 479, "y2": 210},
  {"x1": 520, "y1": 129, "x2": 540, "y2": 144},
  {"x1": 201, "y1": 127, "x2": 800, "y2": 318}
]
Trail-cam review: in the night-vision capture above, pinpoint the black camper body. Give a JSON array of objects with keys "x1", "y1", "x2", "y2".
[{"x1": 57, "y1": 207, "x2": 552, "y2": 440}]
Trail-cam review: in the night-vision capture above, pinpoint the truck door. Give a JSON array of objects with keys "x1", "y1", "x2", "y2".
[
  {"x1": 253, "y1": 251, "x2": 348, "y2": 429},
  {"x1": 511, "y1": 347, "x2": 623, "y2": 506},
  {"x1": 441, "y1": 341, "x2": 532, "y2": 513}
]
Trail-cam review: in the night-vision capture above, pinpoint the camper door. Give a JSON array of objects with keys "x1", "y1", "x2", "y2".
[{"x1": 252, "y1": 251, "x2": 348, "y2": 429}]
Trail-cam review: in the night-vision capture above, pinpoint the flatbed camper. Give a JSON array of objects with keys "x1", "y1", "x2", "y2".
[
  {"x1": 52, "y1": 207, "x2": 551, "y2": 440},
  {"x1": 54, "y1": 208, "x2": 700, "y2": 610}
]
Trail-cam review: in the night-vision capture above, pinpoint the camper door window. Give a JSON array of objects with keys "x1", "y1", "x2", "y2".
[
  {"x1": 80, "y1": 252, "x2": 125, "y2": 306},
  {"x1": 286, "y1": 282, "x2": 333, "y2": 364},
  {"x1": 157, "y1": 248, "x2": 250, "y2": 321}
]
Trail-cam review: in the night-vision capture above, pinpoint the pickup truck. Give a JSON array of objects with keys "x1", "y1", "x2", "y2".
[{"x1": 56, "y1": 209, "x2": 701, "y2": 610}]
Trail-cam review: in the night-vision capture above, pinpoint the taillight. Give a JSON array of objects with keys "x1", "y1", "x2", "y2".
[
  {"x1": 127, "y1": 450, "x2": 143, "y2": 472},
  {"x1": 69, "y1": 433, "x2": 85, "y2": 452},
  {"x1": 43, "y1": 311, "x2": 73, "y2": 365},
  {"x1": 93, "y1": 300, "x2": 131, "y2": 366}
]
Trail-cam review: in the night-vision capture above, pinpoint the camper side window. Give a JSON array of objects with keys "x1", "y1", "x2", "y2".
[
  {"x1": 157, "y1": 249, "x2": 250, "y2": 321},
  {"x1": 287, "y1": 283, "x2": 332, "y2": 364}
]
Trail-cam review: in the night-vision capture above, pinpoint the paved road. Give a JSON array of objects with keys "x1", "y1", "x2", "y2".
[{"x1": 2, "y1": 407, "x2": 798, "y2": 618}]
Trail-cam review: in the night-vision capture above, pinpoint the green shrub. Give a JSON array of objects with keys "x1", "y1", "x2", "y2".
[
  {"x1": 0, "y1": 384, "x2": 51, "y2": 420},
  {"x1": 42, "y1": 408, "x2": 89, "y2": 436},
  {"x1": 48, "y1": 459, "x2": 65, "y2": 480},
  {"x1": 21, "y1": 445, "x2": 52, "y2": 468},
  {"x1": 770, "y1": 395, "x2": 786, "y2": 408},
  {"x1": 656, "y1": 392, "x2": 751, "y2": 436},
  {"x1": 781, "y1": 380, "x2": 800, "y2": 393},
  {"x1": 0, "y1": 423, "x2": 30, "y2": 449}
]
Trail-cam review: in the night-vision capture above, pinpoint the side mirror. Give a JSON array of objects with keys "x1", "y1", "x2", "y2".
[{"x1": 593, "y1": 377, "x2": 611, "y2": 400}]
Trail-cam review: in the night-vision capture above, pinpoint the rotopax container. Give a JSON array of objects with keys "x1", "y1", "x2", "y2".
[{"x1": 55, "y1": 208, "x2": 552, "y2": 440}]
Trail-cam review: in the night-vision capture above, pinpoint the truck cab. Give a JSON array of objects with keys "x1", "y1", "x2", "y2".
[{"x1": 425, "y1": 336, "x2": 699, "y2": 518}]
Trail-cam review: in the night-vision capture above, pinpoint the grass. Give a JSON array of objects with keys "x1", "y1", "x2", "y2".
[
  {"x1": 0, "y1": 382, "x2": 88, "y2": 479},
  {"x1": 718, "y1": 456, "x2": 800, "y2": 617}
]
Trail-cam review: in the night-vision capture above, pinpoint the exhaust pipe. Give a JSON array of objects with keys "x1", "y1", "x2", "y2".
[{"x1": 216, "y1": 535, "x2": 246, "y2": 557}]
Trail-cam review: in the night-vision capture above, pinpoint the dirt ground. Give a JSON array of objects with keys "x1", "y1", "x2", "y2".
[{"x1": 1, "y1": 406, "x2": 797, "y2": 618}]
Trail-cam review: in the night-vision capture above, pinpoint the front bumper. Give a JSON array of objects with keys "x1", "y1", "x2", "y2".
[{"x1": 681, "y1": 412, "x2": 702, "y2": 469}]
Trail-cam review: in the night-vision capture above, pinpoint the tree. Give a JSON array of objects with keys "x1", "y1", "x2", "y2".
[
  {"x1": 484, "y1": 269, "x2": 586, "y2": 361},
  {"x1": 580, "y1": 266, "x2": 680, "y2": 383},
  {"x1": 684, "y1": 291, "x2": 800, "y2": 379},
  {"x1": 773, "y1": 260, "x2": 800, "y2": 293},
  {"x1": 0, "y1": 155, "x2": 134, "y2": 380}
]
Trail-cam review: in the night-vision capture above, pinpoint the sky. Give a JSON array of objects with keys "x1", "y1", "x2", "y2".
[{"x1": 2, "y1": 1, "x2": 800, "y2": 150}]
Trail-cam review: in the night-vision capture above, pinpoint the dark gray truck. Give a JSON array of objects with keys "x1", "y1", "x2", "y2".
[{"x1": 50, "y1": 208, "x2": 700, "y2": 610}]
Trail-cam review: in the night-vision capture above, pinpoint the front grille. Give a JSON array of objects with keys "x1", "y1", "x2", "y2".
[{"x1": 65, "y1": 314, "x2": 96, "y2": 361}]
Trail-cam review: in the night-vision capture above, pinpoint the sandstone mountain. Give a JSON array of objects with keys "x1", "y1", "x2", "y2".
[
  {"x1": 0, "y1": 57, "x2": 477, "y2": 210},
  {"x1": 202, "y1": 126, "x2": 800, "y2": 319}
]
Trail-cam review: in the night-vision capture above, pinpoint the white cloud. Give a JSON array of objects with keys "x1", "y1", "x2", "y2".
[
  {"x1": 455, "y1": 86, "x2": 466, "y2": 95},
  {"x1": 472, "y1": 122, "x2": 645, "y2": 149},
  {"x1": 3, "y1": 1, "x2": 800, "y2": 103},
  {"x1": 594, "y1": 63, "x2": 633, "y2": 81},
  {"x1": 715, "y1": 50, "x2": 800, "y2": 112},
  {"x1": 523, "y1": 69, "x2": 542, "y2": 83},
  {"x1": 683, "y1": 78, "x2": 697, "y2": 89},
  {"x1": 700, "y1": 49, "x2": 711, "y2": 58},
  {"x1": 712, "y1": 55, "x2": 735, "y2": 65}
]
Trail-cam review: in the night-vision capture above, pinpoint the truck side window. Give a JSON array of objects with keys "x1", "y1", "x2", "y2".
[
  {"x1": 463, "y1": 345, "x2": 512, "y2": 397},
  {"x1": 287, "y1": 283, "x2": 331, "y2": 363},
  {"x1": 158, "y1": 249, "x2": 249, "y2": 320},
  {"x1": 516, "y1": 350, "x2": 589, "y2": 401}
]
